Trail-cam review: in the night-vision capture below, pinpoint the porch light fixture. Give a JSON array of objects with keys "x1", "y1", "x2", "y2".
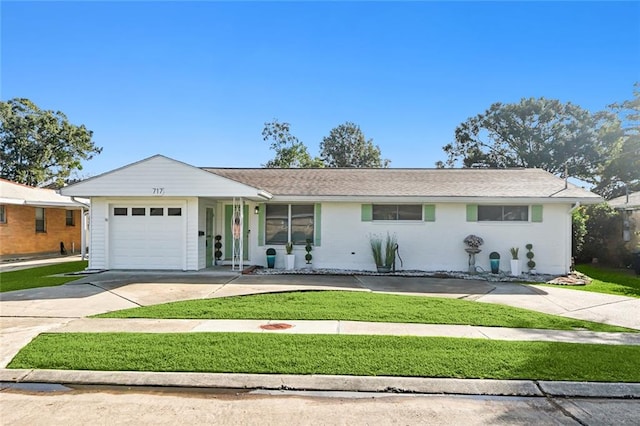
[{"x1": 254, "y1": 206, "x2": 260, "y2": 215}]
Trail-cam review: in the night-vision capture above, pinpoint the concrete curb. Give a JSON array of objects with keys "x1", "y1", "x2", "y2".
[{"x1": 1, "y1": 369, "x2": 639, "y2": 398}]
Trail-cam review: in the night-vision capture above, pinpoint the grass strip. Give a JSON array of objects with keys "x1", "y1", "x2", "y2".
[
  {"x1": 8, "y1": 332, "x2": 640, "y2": 382},
  {"x1": 0, "y1": 261, "x2": 88, "y2": 293},
  {"x1": 561, "y1": 265, "x2": 640, "y2": 298},
  {"x1": 95, "y1": 290, "x2": 633, "y2": 332}
]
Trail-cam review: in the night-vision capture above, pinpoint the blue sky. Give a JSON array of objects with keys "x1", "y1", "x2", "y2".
[{"x1": 2, "y1": 1, "x2": 639, "y2": 177}]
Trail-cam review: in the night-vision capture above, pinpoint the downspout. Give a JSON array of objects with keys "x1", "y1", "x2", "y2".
[
  {"x1": 568, "y1": 201, "x2": 581, "y2": 214},
  {"x1": 72, "y1": 197, "x2": 90, "y2": 261}
]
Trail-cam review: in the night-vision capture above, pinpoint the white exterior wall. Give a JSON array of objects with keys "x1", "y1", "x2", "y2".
[
  {"x1": 253, "y1": 202, "x2": 573, "y2": 275},
  {"x1": 88, "y1": 198, "x2": 108, "y2": 270}
]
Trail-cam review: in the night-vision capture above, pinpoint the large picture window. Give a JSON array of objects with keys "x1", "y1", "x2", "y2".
[
  {"x1": 478, "y1": 205, "x2": 528, "y2": 222},
  {"x1": 372, "y1": 204, "x2": 422, "y2": 221},
  {"x1": 265, "y1": 204, "x2": 314, "y2": 245}
]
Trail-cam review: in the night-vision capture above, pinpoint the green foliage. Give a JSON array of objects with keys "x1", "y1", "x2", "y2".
[
  {"x1": 0, "y1": 261, "x2": 88, "y2": 292},
  {"x1": 442, "y1": 97, "x2": 617, "y2": 185},
  {"x1": 510, "y1": 247, "x2": 519, "y2": 260},
  {"x1": 369, "y1": 233, "x2": 397, "y2": 268},
  {"x1": 577, "y1": 203, "x2": 622, "y2": 264},
  {"x1": 572, "y1": 207, "x2": 588, "y2": 257},
  {"x1": 594, "y1": 84, "x2": 640, "y2": 199},
  {"x1": 95, "y1": 290, "x2": 631, "y2": 332},
  {"x1": 320, "y1": 122, "x2": 389, "y2": 168},
  {"x1": 0, "y1": 98, "x2": 102, "y2": 186},
  {"x1": 10, "y1": 332, "x2": 640, "y2": 382},
  {"x1": 261, "y1": 120, "x2": 323, "y2": 168},
  {"x1": 262, "y1": 120, "x2": 389, "y2": 168}
]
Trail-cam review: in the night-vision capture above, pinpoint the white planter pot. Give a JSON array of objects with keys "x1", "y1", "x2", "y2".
[
  {"x1": 285, "y1": 254, "x2": 295, "y2": 270},
  {"x1": 510, "y1": 259, "x2": 521, "y2": 276}
]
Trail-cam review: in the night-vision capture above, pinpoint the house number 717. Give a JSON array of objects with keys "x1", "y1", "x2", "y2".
[{"x1": 152, "y1": 188, "x2": 165, "y2": 195}]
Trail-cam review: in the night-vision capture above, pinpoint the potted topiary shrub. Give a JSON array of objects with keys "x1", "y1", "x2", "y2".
[
  {"x1": 489, "y1": 251, "x2": 500, "y2": 274},
  {"x1": 266, "y1": 248, "x2": 276, "y2": 269},
  {"x1": 304, "y1": 239, "x2": 313, "y2": 267},
  {"x1": 214, "y1": 235, "x2": 223, "y2": 265},
  {"x1": 509, "y1": 247, "x2": 520, "y2": 276},
  {"x1": 525, "y1": 243, "x2": 536, "y2": 274},
  {"x1": 285, "y1": 242, "x2": 295, "y2": 270}
]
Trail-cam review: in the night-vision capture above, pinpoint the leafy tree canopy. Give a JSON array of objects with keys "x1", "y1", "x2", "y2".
[
  {"x1": 320, "y1": 122, "x2": 389, "y2": 168},
  {"x1": 441, "y1": 97, "x2": 618, "y2": 185},
  {"x1": 0, "y1": 98, "x2": 102, "y2": 187},
  {"x1": 593, "y1": 84, "x2": 640, "y2": 199},
  {"x1": 261, "y1": 120, "x2": 323, "y2": 168},
  {"x1": 263, "y1": 120, "x2": 389, "y2": 168}
]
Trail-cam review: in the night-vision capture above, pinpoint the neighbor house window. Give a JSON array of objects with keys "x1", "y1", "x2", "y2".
[
  {"x1": 372, "y1": 204, "x2": 422, "y2": 221},
  {"x1": 478, "y1": 205, "x2": 529, "y2": 222},
  {"x1": 66, "y1": 210, "x2": 75, "y2": 226},
  {"x1": 35, "y1": 207, "x2": 46, "y2": 232},
  {"x1": 265, "y1": 204, "x2": 314, "y2": 245},
  {"x1": 0, "y1": 205, "x2": 6, "y2": 224}
]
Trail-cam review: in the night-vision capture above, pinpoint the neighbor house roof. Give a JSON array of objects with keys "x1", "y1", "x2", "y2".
[
  {"x1": 0, "y1": 178, "x2": 87, "y2": 208},
  {"x1": 204, "y1": 167, "x2": 601, "y2": 201},
  {"x1": 608, "y1": 192, "x2": 640, "y2": 210}
]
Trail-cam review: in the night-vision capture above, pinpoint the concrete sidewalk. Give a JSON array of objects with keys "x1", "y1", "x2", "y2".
[{"x1": 53, "y1": 317, "x2": 640, "y2": 345}]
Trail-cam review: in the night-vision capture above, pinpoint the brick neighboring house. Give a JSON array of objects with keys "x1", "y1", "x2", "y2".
[{"x1": 0, "y1": 178, "x2": 88, "y2": 259}]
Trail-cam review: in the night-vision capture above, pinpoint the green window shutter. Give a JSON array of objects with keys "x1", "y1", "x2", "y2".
[
  {"x1": 531, "y1": 205, "x2": 543, "y2": 222},
  {"x1": 466, "y1": 204, "x2": 478, "y2": 222},
  {"x1": 361, "y1": 204, "x2": 372, "y2": 221},
  {"x1": 224, "y1": 205, "x2": 233, "y2": 259},
  {"x1": 423, "y1": 204, "x2": 436, "y2": 222},
  {"x1": 257, "y1": 203, "x2": 265, "y2": 246},
  {"x1": 314, "y1": 203, "x2": 322, "y2": 246}
]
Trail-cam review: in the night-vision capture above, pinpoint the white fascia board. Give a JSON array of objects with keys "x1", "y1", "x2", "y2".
[
  {"x1": 0, "y1": 197, "x2": 26, "y2": 205},
  {"x1": 24, "y1": 201, "x2": 85, "y2": 208},
  {"x1": 266, "y1": 195, "x2": 603, "y2": 204}
]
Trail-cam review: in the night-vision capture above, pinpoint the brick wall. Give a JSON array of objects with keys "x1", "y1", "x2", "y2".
[{"x1": 0, "y1": 205, "x2": 82, "y2": 257}]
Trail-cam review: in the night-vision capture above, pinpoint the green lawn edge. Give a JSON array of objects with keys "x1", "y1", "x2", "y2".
[
  {"x1": 9, "y1": 332, "x2": 640, "y2": 383},
  {"x1": 94, "y1": 290, "x2": 634, "y2": 333},
  {"x1": 0, "y1": 261, "x2": 88, "y2": 293}
]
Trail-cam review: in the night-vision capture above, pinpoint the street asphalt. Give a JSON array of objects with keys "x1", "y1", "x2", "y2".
[{"x1": 1, "y1": 257, "x2": 639, "y2": 400}]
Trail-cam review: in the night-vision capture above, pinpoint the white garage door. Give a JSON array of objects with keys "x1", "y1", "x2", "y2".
[{"x1": 109, "y1": 204, "x2": 186, "y2": 270}]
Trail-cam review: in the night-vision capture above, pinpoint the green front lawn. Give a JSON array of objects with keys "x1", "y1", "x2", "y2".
[
  {"x1": 95, "y1": 290, "x2": 632, "y2": 332},
  {"x1": 9, "y1": 332, "x2": 640, "y2": 382},
  {"x1": 563, "y1": 265, "x2": 640, "y2": 298},
  {"x1": 0, "y1": 261, "x2": 88, "y2": 293}
]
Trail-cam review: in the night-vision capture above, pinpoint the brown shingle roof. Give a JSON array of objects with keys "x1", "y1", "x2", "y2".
[{"x1": 203, "y1": 168, "x2": 600, "y2": 200}]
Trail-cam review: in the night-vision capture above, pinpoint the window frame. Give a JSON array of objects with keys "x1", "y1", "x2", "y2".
[
  {"x1": 265, "y1": 204, "x2": 314, "y2": 245},
  {"x1": 477, "y1": 205, "x2": 529, "y2": 222},
  {"x1": 35, "y1": 207, "x2": 46, "y2": 233},
  {"x1": 0, "y1": 205, "x2": 6, "y2": 224},
  {"x1": 65, "y1": 210, "x2": 75, "y2": 226},
  {"x1": 372, "y1": 204, "x2": 423, "y2": 221}
]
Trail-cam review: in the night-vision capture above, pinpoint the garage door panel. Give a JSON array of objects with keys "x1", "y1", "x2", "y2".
[{"x1": 109, "y1": 204, "x2": 186, "y2": 270}]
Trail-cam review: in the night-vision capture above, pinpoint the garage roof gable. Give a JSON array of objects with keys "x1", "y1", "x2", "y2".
[{"x1": 61, "y1": 155, "x2": 272, "y2": 199}]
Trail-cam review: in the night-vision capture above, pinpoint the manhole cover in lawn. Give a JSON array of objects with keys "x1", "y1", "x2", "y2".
[{"x1": 260, "y1": 323, "x2": 293, "y2": 330}]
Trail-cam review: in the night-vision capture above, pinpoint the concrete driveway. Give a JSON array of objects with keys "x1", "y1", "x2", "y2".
[{"x1": 2, "y1": 269, "x2": 639, "y2": 368}]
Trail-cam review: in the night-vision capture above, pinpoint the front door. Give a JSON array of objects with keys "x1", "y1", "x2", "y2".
[{"x1": 205, "y1": 208, "x2": 214, "y2": 267}]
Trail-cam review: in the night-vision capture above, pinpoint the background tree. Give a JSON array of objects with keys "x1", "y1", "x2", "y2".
[
  {"x1": 593, "y1": 85, "x2": 640, "y2": 199},
  {"x1": 262, "y1": 120, "x2": 322, "y2": 168},
  {"x1": 0, "y1": 98, "x2": 101, "y2": 187},
  {"x1": 441, "y1": 97, "x2": 616, "y2": 184},
  {"x1": 320, "y1": 122, "x2": 389, "y2": 168}
]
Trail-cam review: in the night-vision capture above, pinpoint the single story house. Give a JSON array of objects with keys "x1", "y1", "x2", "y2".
[
  {"x1": 0, "y1": 178, "x2": 88, "y2": 259},
  {"x1": 60, "y1": 155, "x2": 602, "y2": 274}
]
